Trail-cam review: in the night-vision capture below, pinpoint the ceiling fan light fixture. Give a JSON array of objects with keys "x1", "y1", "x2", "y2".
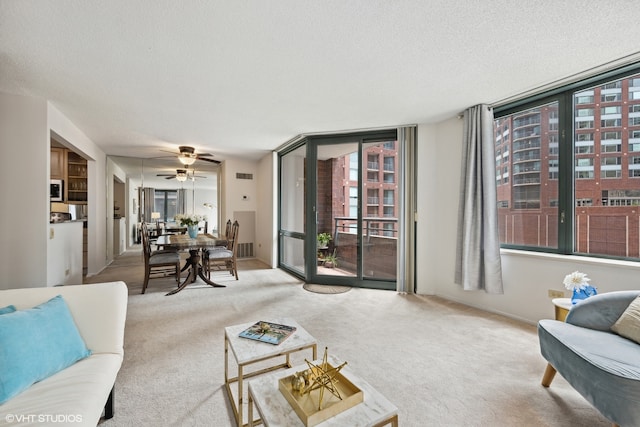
[
  {"x1": 178, "y1": 146, "x2": 197, "y2": 165},
  {"x1": 176, "y1": 169, "x2": 188, "y2": 182}
]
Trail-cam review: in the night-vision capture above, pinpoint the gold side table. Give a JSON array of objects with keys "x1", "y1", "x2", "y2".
[
  {"x1": 224, "y1": 318, "x2": 317, "y2": 427},
  {"x1": 552, "y1": 298, "x2": 572, "y2": 321}
]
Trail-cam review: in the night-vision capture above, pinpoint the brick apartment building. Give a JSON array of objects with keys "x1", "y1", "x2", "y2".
[{"x1": 317, "y1": 141, "x2": 398, "y2": 277}]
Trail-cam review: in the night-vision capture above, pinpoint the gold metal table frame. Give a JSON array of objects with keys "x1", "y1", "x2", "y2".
[{"x1": 224, "y1": 320, "x2": 318, "y2": 427}]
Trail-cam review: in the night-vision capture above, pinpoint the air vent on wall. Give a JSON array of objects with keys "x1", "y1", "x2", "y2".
[
  {"x1": 236, "y1": 173, "x2": 253, "y2": 180},
  {"x1": 237, "y1": 242, "x2": 254, "y2": 258}
]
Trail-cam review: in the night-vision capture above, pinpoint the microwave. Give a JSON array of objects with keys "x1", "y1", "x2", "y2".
[{"x1": 50, "y1": 179, "x2": 63, "y2": 202}]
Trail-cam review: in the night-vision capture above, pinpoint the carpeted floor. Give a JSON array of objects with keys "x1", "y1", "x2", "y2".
[{"x1": 91, "y1": 249, "x2": 609, "y2": 427}]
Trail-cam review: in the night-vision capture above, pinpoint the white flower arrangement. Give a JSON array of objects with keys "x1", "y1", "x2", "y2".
[
  {"x1": 563, "y1": 270, "x2": 591, "y2": 291},
  {"x1": 174, "y1": 213, "x2": 206, "y2": 227}
]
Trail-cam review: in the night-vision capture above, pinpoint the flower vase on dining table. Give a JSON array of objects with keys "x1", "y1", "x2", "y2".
[{"x1": 187, "y1": 225, "x2": 198, "y2": 239}]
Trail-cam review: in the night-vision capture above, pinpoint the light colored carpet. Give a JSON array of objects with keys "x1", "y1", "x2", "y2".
[{"x1": 91, "y1": 249, "x2": 609, "y2": 427}]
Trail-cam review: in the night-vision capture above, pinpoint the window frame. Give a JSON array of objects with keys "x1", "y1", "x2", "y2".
[{"x1": 493, "y1": 62, "x2": 640, "y2": 259}]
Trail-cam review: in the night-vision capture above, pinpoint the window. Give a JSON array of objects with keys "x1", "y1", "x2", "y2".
[
  {"x1": 602, "y1": 169, "x2": 622, "y2": 178},
  {"x1": 602, "y1": 131, "x2": 621, "y2": 140},
  {"x1": 494, "y1": 67, "x2": 640, "y2": 260},
  {"x1": 601, "y1": 157, "x2": 621, "y2": 166},
  {"x1": 601, "y1": 144, "x2": 622, "y2": 153},
  {"x1": 153, "y1": 190, "x2": 178, "y2": 222},
  {"x1": 601, "y1": 106, "x2": 621, "y2": 115},
  {"x1": 367, "y1": 154, "x2": 378, "y2": 170},
  {"x1": 575, "y1": 92, "x2": 594, "y2": 104},
  {"x1": 383, "y1": 190, "x2": 394, "y2": 205},
  {"x1": 576, "y1": 145, "x2": 594, "y2": 154},
  {"x1": 349, "y1": 187, "x2": 358, "y2": 217},
  {"x1": 349, "y1": 153, "x2": 358, "y2": 181},
  {"x1": 383, "y1": 156, "x2": 394, "y2": 172},
  {"x1": 601, "y1": 92, "x2": 622, "y2": 102},
  {"x1": 601, "y1": 118, "x2": 622, "y2": 127}
]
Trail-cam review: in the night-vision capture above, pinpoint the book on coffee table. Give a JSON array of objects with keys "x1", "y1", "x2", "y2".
[{"x1": 238, "y1": 321, "x2": 297, "y2": 345}]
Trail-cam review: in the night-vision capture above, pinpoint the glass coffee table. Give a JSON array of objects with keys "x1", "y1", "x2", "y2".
[
  {"x1": 247, "y1": 355, "x2": 398, "y2": 426},
  {"x1": 225, "y1": 318, "x2": 317, "y2": 427}
]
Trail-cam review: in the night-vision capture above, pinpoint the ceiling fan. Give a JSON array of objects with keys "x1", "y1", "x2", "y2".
[
  {"x1": 161, "y1": 145, "x2": 221, "y2": 165},
  {"x1": 156, "y1": 167, "x2": 206, "y2": 182}
]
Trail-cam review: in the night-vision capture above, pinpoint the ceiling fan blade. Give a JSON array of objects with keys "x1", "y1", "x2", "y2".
[
  {"x1": 165, "y1": 176, "x2": 176, "y2": 180},
  {"x1": 196, "y1": 156, "x2": 221, "y2": 164}
]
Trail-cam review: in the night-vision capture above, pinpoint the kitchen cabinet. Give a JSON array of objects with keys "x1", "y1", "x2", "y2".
[
  {"x1": 67, "y1": 152, "x2": 88, "y2": 204},
  {"x1": 50, "y1": 147, "x2": 66, "y2": 180}
]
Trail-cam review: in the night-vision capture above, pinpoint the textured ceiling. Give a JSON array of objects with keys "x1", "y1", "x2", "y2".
[{"x1": 1, "y1": 1, "x2": 640, "y2": 162}]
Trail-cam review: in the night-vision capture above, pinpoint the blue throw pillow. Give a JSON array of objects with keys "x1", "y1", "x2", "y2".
[
  {"x1": 0, "y1": 295, "x2": 91, "y2": 404},
  {"x1": 0, "y1": 305, "x2": 16, "y2": 315}
]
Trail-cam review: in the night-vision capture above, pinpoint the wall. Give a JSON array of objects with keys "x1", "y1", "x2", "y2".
[
  {"x1": 0, "y1": 92, "x2": 49, "y2": 289},
  {"x1": 221, "y1": 157, "x2": 258, "y2": 223},
  {"x1": 106, "y1": 158, "x2": 128, "y2": 263},
  {"x1": 256, "y1": 153, "x2": 277, "y2": 267},
  {"x1": 415, "y1": 117, "x2": 640, "y2": 324}
]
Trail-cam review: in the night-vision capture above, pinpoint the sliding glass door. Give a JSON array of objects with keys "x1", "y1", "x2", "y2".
[
  {"x1": 279, "y1": 143, "x2": 306, "y2": 276},
  {"x1": 279, "y1": 130, "x2": 400, "y2": 290}
]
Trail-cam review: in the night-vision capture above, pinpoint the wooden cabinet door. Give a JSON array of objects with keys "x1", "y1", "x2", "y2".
[{"x1": 50, "y1": 147, "x2": 66, "y2": 179}]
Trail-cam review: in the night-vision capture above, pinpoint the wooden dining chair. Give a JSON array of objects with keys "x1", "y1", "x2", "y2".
[
  {"x1": 204, "y1": 220, "x2": 239, "y2": 280},
  {"x1": 141, "y1": 223, "x2": 181, "y2": 294}
]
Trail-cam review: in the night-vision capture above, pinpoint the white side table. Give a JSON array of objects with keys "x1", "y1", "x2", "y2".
[{"x1": 224, "y1": 318, "x2": 317, "y2": 427}]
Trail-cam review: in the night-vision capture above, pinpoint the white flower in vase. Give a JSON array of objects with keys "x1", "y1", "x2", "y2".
[
  {"x1": 563, "y1": 271, "x2": 591, "y2": 291},
  {"x1": 174, "y1": 213, "x2": 206, "y2": 227}
]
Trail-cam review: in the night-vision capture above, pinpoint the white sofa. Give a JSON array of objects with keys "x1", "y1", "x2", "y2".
[{"x1": 0, "y1": 281, "x2": 127, "y2": 426}]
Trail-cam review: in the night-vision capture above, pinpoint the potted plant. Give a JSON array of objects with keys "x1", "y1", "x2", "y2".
[
  {"x1": 317, "y1": 232, "x2": 332, "y2": 249},
  {"x1": 323, "y1": 250, "x2": 338, "y2": 268}
]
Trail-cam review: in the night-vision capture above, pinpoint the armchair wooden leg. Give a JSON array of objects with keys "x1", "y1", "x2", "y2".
[{"x1": 541, "y1": 363, "x2": 557, "y2": 387}]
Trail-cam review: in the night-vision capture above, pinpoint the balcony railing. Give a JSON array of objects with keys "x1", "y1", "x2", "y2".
[{"x1": 333, "y1": 216, "x2": 398, "y2": 240}]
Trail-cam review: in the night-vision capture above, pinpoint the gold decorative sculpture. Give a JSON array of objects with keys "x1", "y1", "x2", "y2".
[
  {"x1": 279, "y1": 347, "x2": 363, "y2": 426},
  {"x1": 290, "y1": 347, "x2": 348, "y2": 410}
]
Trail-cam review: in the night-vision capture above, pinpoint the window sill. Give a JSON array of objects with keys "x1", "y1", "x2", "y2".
[{"x1": 500, "y1": 248, "x2": 640, "y2": 270}]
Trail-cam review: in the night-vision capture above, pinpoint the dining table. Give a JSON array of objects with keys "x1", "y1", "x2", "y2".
[{"x1": 156, "y1": 233, "x2": 228, "y2": 296}]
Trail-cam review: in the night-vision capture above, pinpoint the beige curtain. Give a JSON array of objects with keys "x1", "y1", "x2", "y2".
[
  {"x1": 396, "y1": 126, "x2": 417, "y2": 294},
  {"x1": 454, "y1": 105, "x2": 503, "y2": 293},
  {"x1": 176, "y1": 189, "x2": 187, "y2": 215}
]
